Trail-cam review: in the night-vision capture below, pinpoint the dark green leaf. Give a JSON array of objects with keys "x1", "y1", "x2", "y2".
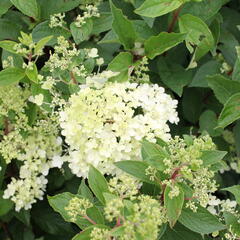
[
  {"x1": 164, "y1": 184, "x2": 184, "y2": 228},
  {"x1": 110, "y1": 0, "x2": 137, "y2": 49},
  {"x1": 145, "y1": 32, "x2": 186, "y2": 59},
  {"x1": 88, "y1": 165, "x2": 109, "y2": 205},
  {"x1": 10, "y1": 0, "x2": 39, "y2": 19},
  {"x1": 107, "y1": 52, "x2": 133, "y2": 82},
  {"x1": 70, "y1": 19, "x2": 93, "y2": 44},
  {"x1": 0, "y1": 190, "x2": 14, "y2": 216},
  {"x1": 135, "y1": 0, "x2": 183, "y2": 18},
  {"x1": 218, "y1": 93, "x2": 240, "y2": 128},
  {"x1": 0, "y1": 67, "x2": 25, "y2": 86},
  {"x1": 25, "y1": 63, "x2": 38, "y2": 83},
  {"x1": 222, "y1": 185, "x2": 240, "y2": 204},
  {"x1": 201, "y1": 150, "x2": 227, "y2": 166},
  {"x1": 208, "y1": 74, "x2": 240, "y2": 104},
  {"x1": 115, "y1": 160, "x2": 154, "y2": 184},
  {"x1": 179, "y1": 206, "x2": 226, "y2": 234}
]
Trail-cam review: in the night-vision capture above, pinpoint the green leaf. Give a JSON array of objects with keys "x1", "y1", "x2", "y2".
[
  {"x1": 180, "y1": 0, "x2": 226, "y2": 21},
  {"x1": 179, "y1": 14, "x2": 214, "y2": 61},
  {"x1": 70, "y1": 19, "x2": 93, "y2": 44},
  {"x1": 0, "y1": 19, "x2": 21, "y2": 41},
  {"x1": 38, "y1": 0, "x2": 81, "y2": 19},
  {"x1": 25, "y1": 63, "x2": 38, "y2": 83},
  {"x1": 48, "y1": 192, "x2": 77, "y2": 223},
  {"x1": 78, "y1": 180, "x2": 94, "y2": 203},
  {"x1": 135, "y1": 0, "x2": 183, "y2": 18},
  {"x1": 232, "y1": 47, "x2": 240, "y2": 82},
  {"x1": 222, "y1": 185, "x2": 240, "y2": 204},
  {"x1": 10, "y1": 0, "x2": 39, "y2": 19},
  {"x1": 107, "y1": 52, "x2": 133, "y2": 82},
  {"x1": 0, "y1": 40, "x2": 18, "y2": 54},
  {"x1": 0, "y1": 157, "x2": 6, "y2": 189},
  {"x1": 72, "y1": 225, "x2": 109, "y2": 240},
  {"x1": 92, "y1": 13, "x2": 113, "y2": 35},
  {"x1": 0, "y1": 0, "x2": 12, "y2": 17},
  {"x1": 0, "y1": 190, "x2": 14, "y2": 216},
  {"x1": 144, "y1": 32, "x2": 186, "y2": 59},
  {"x1": 115, "y1": 160, "x2": 154, "y2": 184},
  {"x1": 48, "y1": 192, "x2": 98, "y2": 229},
  {"x1": 190, "y1": 60, "x2": 221, "y2": 88},
  {"x1": 14, "y1": 209, "x2": 31, "y2": 226},
  {"x1": 110, "y1": 0, "x2": 137, "y2": 50},
  {"x1": 161, "y1": 223, "x2": 203, "y2": 240},
  {"x1": 34, "y1": 35, "x2": 53, "y2": 55},
  {"x1": 182, "y1": 88, "x2": 204, "y2": 124},
  {"x1": 199, "y1": 110, "x2": 223, "y2": 137},
  {"x1": 32, "y1": 21, "x2": 71, "y2": 45},
  {"x1": 157, "y1": 58, "x2": 193, "y2": 96},
  {"x1": 218, "y1": 93, "x2": 240, "y2": 128},
  {"x1": 0, "y1": 67, "x2": 25, "y2": 86},
  {"x1": 201, "y1": 150, "x2": 227, "y2": 166},
  {"x1": 141, "y1": 139, "x2": 169, "y2": 171},
  {"x1": 164, "y1": 184, "x2": 184, "y2": 228},
  {"x1": 32, "y1": 201, "x2": 74, "y2": 236},
  {"x1": 207, "y1": 75, "x2": 240, "y2": 104},
  {"x1": 179, "y1": 206, "x2": 226, "y2": 234},
  {"x1": 88, "y1": 165, "x2": 109, "y2": 205}
]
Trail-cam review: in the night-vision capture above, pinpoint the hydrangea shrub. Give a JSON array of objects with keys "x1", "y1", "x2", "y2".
[{"x1": 0, "y1": 0, "x2": 240, "y2": 239}]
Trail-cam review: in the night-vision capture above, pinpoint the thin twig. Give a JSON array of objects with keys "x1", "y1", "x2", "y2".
[{"x1": 167, "y1": 7, "x2": 182, "y2": 33}]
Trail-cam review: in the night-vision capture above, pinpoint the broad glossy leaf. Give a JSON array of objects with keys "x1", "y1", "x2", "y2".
[
  {"x1": 190, "y1": 61, "x2": 221, "y2": 88},
  {"x1": 10, "y1": 0, "x2": 39, "y2": 19},
  {"x1": 110, "y1": 1, "x2": 137, "y2": 49},
  {"x1": 207, "y1": 75, "x2": 240, "y2": 104},
  {"x1": 179, "y1": 206, "x2": 226, "y2": 234},
  {"x1": 115, "y1": 160, "x2": 154, "y2": 184},
  {"x1": 107, "y1": 52, "x2": 133, "y2": 82},
  {"x1": 222, "y1": 185, "x2": 240, "y2": 204},
  {"x1": 0, "y1": 40, "x2": 18, "y2": 54},
  {"x1": 145, "y1": 32, "x2": 185, "y2": 59},
  {"x1": 34, "y1": 35, "x2": 53, "y2": 55},
  {"x1": 32, "y1": 21, "x2": 71, "y2": 45},
  {"x1": 70, "y1": 19, "x2": 93, "y2": 44},
  {"x1": 179, "y1": 14, "x2": 214, "y2": 61},
  {"x1": 199, "y1": 110, "x2": 223, "y2": 137},
  {"x1": 0, "y1": 0, "x2": 12, "y2": 17},
  {"x1": 218, "y1": 93, "x2": 240, "y2": 128},
  {"x1": 135, "y1": 0, "x2": 183, "y2": 18},
  {"x1": 26, "y1": 63, "x2": 38, "y2": 83},
  {"x1": 0, "y1": 67, "x2": 25, "y2": 86},
  {"x1": 164, "y1": 184, "x2": 184, "y2": 228},
  {"x1": 0, "y1": 190, "x2": 13, "y2": 216},
  {"x1": 88, "y1": 166, "x2": 109, "y2": 205},
  {"x1": 157, "y1": 58, "x2": 192, "y2": 96},
  {"x1": 201, "y1": 150, "x2": 227, "y2": 166}
]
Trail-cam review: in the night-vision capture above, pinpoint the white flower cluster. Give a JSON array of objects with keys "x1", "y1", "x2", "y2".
[
  {"x1": 3, "y1": 120, "x2": 64, "y2": 211},
  {"x1": 49, "y1": 13, "x2": 66, "y2": 28},
  {"x1": 60, "y1": 82, "x2": 179, "y2": 178},
  {"x1": 75, "y1": 4, "x2": 100, "y2": 28}
]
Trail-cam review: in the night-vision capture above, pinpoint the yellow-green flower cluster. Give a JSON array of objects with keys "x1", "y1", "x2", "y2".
[
  {"x1": 65, "y1": 197, "x2": 93, "y2": 222},
  {"x1": 60, "y1": 82, "x2": 179, "y2": 177},
  {"x1": 122, "y1": 195, "x2": 166, "y2": 240},
  {"x1": 49, "y1": 13, "x2": 66, "y2": 28},
  {"x1": 162, "y1": 135, "x2": 217, "y2": 209},
  {"x1": 90, "y1": 228, "x2": 111, "y2": 240},
  {"x1": 130, "y1": 56, "x2": 149, "y2": 83},
  {"x1": 108, "y1": 174, "x2": 140, "y2": 199},
  {"x1": 104, "y1": 198, "x2": 124, "y2": 222}
]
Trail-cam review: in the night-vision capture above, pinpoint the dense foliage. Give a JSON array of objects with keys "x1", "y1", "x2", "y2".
[{"x1": 0, "y1": 0, "x2": 240, "y2": 239}]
